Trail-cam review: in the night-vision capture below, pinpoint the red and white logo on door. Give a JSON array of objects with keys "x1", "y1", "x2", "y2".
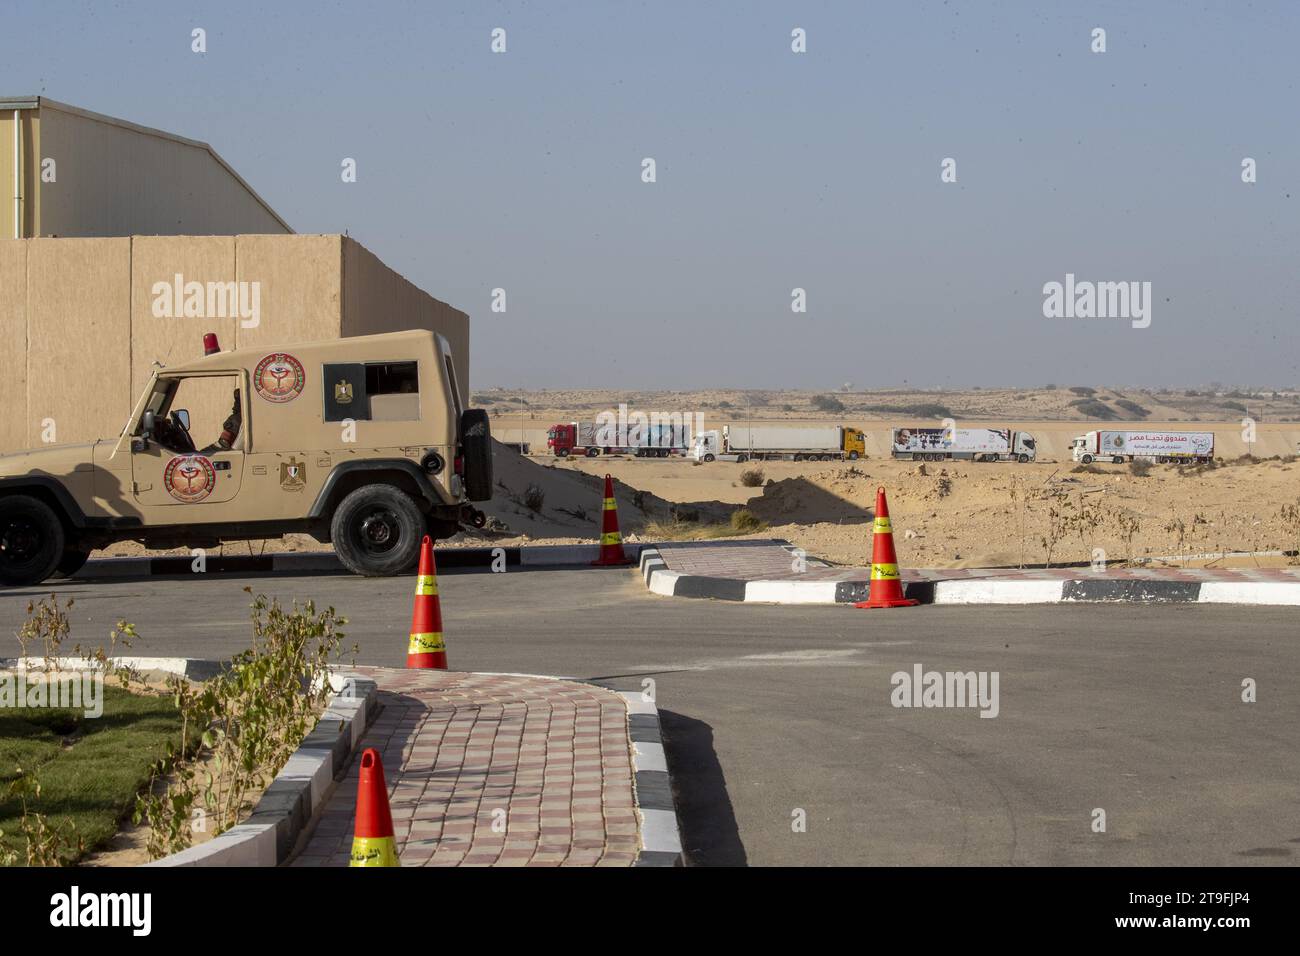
[{"x1": 164, "y1": 455, "x2": 217, "y2": 503}]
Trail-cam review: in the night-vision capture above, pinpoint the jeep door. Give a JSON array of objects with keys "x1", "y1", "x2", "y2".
[{"x1": 130, "y1": 373, "x2": 246, "y2": 515}]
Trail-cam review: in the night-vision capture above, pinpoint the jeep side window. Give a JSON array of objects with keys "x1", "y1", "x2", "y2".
[
  {"x1": 146, "y1": 375, "x2": 243, "y2": 454},
  {"x1": 323, "y1": 361, "x2": 420, "y2": 422}
]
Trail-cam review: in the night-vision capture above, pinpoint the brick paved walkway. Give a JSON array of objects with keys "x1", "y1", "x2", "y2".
[
  {"x1": 654, "y1": 538, "x2": 1300, "y2": 584},
  {"x1": 291, "y1": 669, "x2": 640, "y2": 867}
]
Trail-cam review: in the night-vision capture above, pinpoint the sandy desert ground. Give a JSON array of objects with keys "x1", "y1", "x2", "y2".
[{"x1": 99, "y1": 384, "x2": 1300, "y2": 571}]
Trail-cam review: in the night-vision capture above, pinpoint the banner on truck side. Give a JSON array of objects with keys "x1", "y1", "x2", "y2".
[
  {"x1": 892, "y1": 428, "x2": 1012, "y2": 454},
  {"x1": 1096, "y1": 431, "x2": 1214, "y2": 457}
]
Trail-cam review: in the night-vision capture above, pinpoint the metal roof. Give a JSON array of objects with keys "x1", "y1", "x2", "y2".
[{"x1": 0, "y1": 95, "x2": 293, "y2": 233}]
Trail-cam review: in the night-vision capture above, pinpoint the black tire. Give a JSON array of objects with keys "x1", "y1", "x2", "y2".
[
  {"x1": 331, "y1": 485, "x2": 425, "y2": 577},
  {"x1": 1017, "y1": 454, "x2": 1029, "y2": 464},
  {"x1": 1112, "y1": 456, "x2": 1124, "y2": 464},
  {"x1": 52, "y1": 547, "x2": 92, "y2": 579},
  {"x1": 1081, "y1": 454, "x2": 1094, "y2": 464},
  {"x1": 556, "y1": 448, "x2": 569, "y2": 458},
  {"x1": 0, "y1": 495, "x2": 66, "y2": 587},
  {"x1": 703, "y1": 454, "x2": 715, "y2": 463},
  {"x1": 848, "y1": 451, "x2": 859, "y2": 460},
  {"x1": 459, "y1": 409, "x2": 493, "y2": 502}
]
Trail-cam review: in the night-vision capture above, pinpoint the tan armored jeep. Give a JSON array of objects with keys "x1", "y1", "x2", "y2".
[{"x1": 0, "y1": 329, "x2": 492, "y2": 586}]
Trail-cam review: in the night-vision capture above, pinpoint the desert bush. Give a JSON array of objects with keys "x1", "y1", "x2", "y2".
[
  {"x1": 1069, "y1": 399, "x2": 1119, "y2": 420},
  {"x1": 740, "y1": 468, "x2": 765, "y2": 488},
  {"x1": 523, "y1": 483, "x2": 545, "y2": 512},
  {"x1": 1071, "y1": 463, "x2": 1105, "y2": 474},
  {"x1": 1114, "y1": 399, "x2": 1150, "y2": 417},
  {"x1": 936, "y1": 476, "x2": 953, "y2": 498},
  {"x1": 730, "y1": 509, "x2": 765, "y2": 533},
  {"x1": 1069, "y1": 386, "x2": 1096, "y2": 396},
  {"x1": 861, "y1": 402, "x2": 953, "y2": 418},
  {"x1": 811, "y1": 394, "x2": 846, "y2": 413},
  {"x1": 1128, "y1": 458, "x2": 1152, "y2": 477}
]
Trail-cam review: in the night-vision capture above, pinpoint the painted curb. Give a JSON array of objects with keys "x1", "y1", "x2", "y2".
[
  {"x1": 638, "y1": 548, "x2": 1300, "y2": 607},
  {"x1": 619, "y1": 689, "x2": 684, "y2": 867},
  {"x1": 146, "y1": 669, "x2": 379, "y2": 868},
  {"x1": 0, "y1": 655, "x2": 225, "y2": 681},
  {"x1": 65, "y1": 543, "x2": 648, "y2": 579}
]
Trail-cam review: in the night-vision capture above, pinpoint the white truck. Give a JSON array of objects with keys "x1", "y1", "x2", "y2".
[
  {"x1": 891, "y1": 427, "x2": 1037, "y2": 463},
  {"x1": 1071, "y1": 430, "x2": 1215, "y2": 464},
  {"x1": 691, "y1": 425, "x2": 866, "y2": 462}
]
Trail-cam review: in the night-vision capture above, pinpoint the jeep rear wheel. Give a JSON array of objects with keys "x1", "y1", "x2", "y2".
[
  {"x1": 460, "y1": 409, "x2": 493, "y2": 502},
  {"x1": 331, "y1": 486, "x2": 425, "y2": 576},
  {"x1": 0, "y1": 495, "x2": 66, "y2": 587}
]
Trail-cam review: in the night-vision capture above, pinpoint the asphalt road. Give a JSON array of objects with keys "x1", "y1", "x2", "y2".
[{"x1": 3, "y1": 567, "x2": 1297, "y2": 867}]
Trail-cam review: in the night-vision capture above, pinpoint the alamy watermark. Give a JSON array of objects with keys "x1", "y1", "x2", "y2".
[
  {"x1": 151, "y1": 273, "x2": 261, "y2": 329},
  {"x1": 1042, "y1": 273, "x2": 1151, "y2": 329},
  {"x1": 0, "y1": 670, "x2": 104, "y2": 718},
  {"x1": 890, "y1": 663, "x2": 999, "y2": 718},
  {"x1": 594, "y1": 403, "x2": 704, "y2": 448}
]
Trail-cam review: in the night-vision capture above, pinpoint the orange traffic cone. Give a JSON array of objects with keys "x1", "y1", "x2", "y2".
[
  {"x1": 349, "y1": 748, "x2": 399, "y2": 867},
  {"x1": 406, "y1": 535, "x2": 448, "y2": 669},
  {"x1": 591, "y1": 474, "x2": 633, "y2": 566},
  {"x1": 855, "y1": 486, "x2": 919, "y2": 609}
]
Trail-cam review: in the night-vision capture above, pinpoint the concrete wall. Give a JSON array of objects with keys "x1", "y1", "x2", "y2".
[
  {"x1": 25, "y1": 238, "x2": 134, "y2": 447},
  {"x1": 0, "y1": 234, "x2": 472, "y2": 451}
]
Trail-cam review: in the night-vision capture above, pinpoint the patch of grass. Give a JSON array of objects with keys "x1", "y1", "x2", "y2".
[
  {"x1": 0, "y1": 686, "x2": 186, "y2": 865},
  {"x1": 644, "y1": 510, "x2": 769, "y2": 541}
]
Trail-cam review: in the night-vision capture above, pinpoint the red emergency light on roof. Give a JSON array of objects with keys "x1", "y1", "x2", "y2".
[{"x1": 203, "y1": 333, "x2": 220, "y2": 356}]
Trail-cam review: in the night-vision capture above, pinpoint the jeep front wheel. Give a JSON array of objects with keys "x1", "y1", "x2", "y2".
[
  {"x1": 0, "y1": 495, "x2": 66, "y2": 587},
  {"x1": 331, "y1": 486, "x2": 425, "y2": 576},
  {"x1": 52, "y1": 547, "x2": 92, "y2": 579}
]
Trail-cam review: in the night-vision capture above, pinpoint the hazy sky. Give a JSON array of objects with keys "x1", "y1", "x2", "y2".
[{"x1": 3, "y1": 1, "x2": 1298, "y2": 390}]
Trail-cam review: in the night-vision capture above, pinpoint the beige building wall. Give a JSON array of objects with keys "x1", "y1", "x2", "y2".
[
  {"x1": 0, "y1": 109, "x2": 39, "y2": 239},
  {"x1": 0, "y1": 234, "x2": 472, "y2": 451},
  {"x1": 1, "y1": 97, "x2": 290, "y2": 239}
]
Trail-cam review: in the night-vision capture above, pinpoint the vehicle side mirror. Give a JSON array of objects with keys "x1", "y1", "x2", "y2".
[
  {"x1": 141, "y1": 410, "x2": 156, "y2": 436},
  {"x1": 174, "y1": 409, "x2": 191, "y2": 432}
]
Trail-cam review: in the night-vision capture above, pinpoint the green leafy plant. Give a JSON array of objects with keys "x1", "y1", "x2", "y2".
[{"x1": 133, "y1": 592, "x2": 352, "y2": 859}]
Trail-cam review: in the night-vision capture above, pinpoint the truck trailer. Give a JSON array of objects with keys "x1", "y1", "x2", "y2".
[
  {"x1": 691, "y1": 425, "x2": 865, "y2": 462},
  {"x1": 1071, "y1": 430, "x2": 1215, "y2": 464},
  {"x1": 546, "y1": 421, "x2": 690, "y2": 458},
  {"x1": 891, "y1": 427, "x2": 1037, "y2": 463}
]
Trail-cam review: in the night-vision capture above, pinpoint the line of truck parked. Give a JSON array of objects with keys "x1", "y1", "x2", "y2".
[{"x1": 544, "y1": 420, "x2": 1218, "y2": 465}]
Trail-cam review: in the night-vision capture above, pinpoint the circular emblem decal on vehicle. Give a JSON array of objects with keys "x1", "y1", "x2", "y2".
[
  {"x1": 253, "y1": 352, "x2": 306, "y2": 404},
  {"x1": 164, "y1": 455, "x2": 217, "y2": 503}
]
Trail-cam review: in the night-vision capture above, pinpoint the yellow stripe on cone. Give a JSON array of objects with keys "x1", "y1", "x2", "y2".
[
  {"x1": 416, "y1": 574, "x2": 438, "y2": 596},
  {"x1": 350, "y1": 835, "x2": 400, "y2": 867},
  {"x1": 408, "y1": 631, "x2": 446, "y2": 654}
]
